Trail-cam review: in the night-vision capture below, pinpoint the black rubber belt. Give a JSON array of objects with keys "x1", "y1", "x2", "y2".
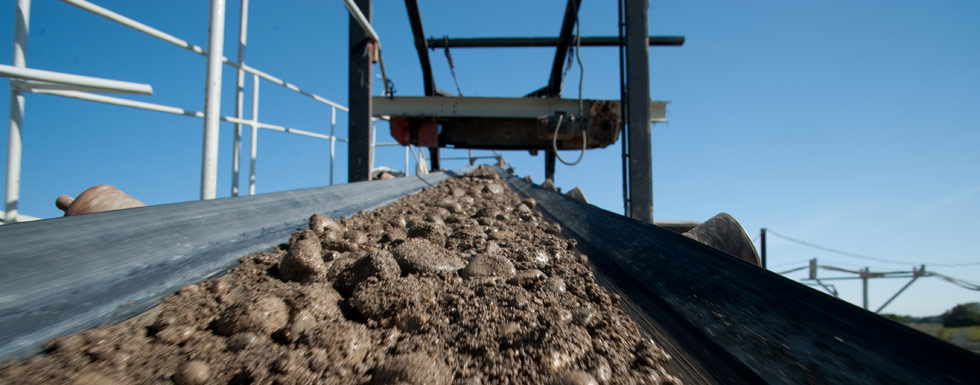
[
  {"x1": 0, "y1": 167, "x2": 475, "y2": 361},
  {"x1": 498, "y1": 169, "x2": 980, "y2": 385}
]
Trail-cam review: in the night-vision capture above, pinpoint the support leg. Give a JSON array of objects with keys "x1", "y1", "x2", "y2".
[
  {"x1": 545, "y1": 149, "x2": 556, "y2": 182},
  {"x1": 625, "y1": 0, "x2": 652, "y2": 222},
  {"x1": 347, "y1": 0, "x2": 373, "y2": 182},
  {"x1": 429, "y1": 147, "x2": 440, "y2": 171}
]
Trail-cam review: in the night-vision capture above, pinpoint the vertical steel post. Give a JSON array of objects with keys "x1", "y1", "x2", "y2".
[
  {"x1": 625, "y1": 0, "x2": 652, "y2": 222},
  {"x1": 201, "y1": 0, "x2": 226, "y2": 200},
  {"x1": 370, "y1": 124, "x2": 376, "y2": 178},
  {"x1": 329, "y1": 107, "x2": 336, "y2": 186},
  {"x1": 348, "y1": 0, "x2": 372, "y2": 183},
  {"x1": 404, "y1": 146, "x2": 409, "y2": 176},
  {"x1": 429, "y1": 147, "x2": 440, "y2": 171},
  {"x1": 761, "y1": 228, "x2": 767, "y2": 269},
  {"x1": 248, "y1": 74, "x2": 258, "y2": 195},
  {"x1": 545, "y1": 150, "x2": 556, "y2": 182},
  {"x1": 231, "y1": 0, "x2": 249, "y2": 196},
  {"x1": 861, "y1": 268, "x2": 869, "y2": 310},
  {"x1": 4, "y1": 0, "x2": 30, "y2": 223}
]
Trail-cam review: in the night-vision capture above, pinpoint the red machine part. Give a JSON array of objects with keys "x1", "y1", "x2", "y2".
[{"x1": 389, "y1": 117, "x2": 439, "y2": 148}]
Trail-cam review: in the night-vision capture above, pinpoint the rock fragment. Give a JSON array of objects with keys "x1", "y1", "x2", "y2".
[
  {"x1": 300, "y1": 322, "x2": 371, "y2": 365},
  {"x1": 461, "y1": 253, "x2": 516, "y2": 279},
  {"x1": 391, "y1": 238, "x2": 465, "y2": 275},
  {"x1": 332, "y1": 250, "x2": 401, "y2": 296},
  {"x1": 279, "y1": 230, "x2": 325, "y2": 283},
  {"x1": 173, "y1": 360, "x2": 210, "y2": 385},
  {"x1": 507, "y1": 269, "x2": 547, "y2": 287},
  {"x1": 370, "y1": 353, "x2": 451, "y2": 385},
  {"x1": 309, "y1": 213, "x2": 343, "y2": 233},
  {"x1": 550, "y1": 370, "x2": 598, "y2": 385},
  {"x1": 483, "y1": 183, "x2": 505, "y2": 195},
  {"x1": 214, "y1": 295, "x2": 289, "y2": 336}
]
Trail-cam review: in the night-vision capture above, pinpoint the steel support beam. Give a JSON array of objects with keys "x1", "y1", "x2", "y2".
[
  {"x1": 428, "y1": 35, "x2": 685, "y2": 48},
  {"x1": 403, "y1": 0, "x2": 440, "y2": 173},
  {"x1": 373, "y1": 96, "x2": 663, "y2": 120},
  {"x1": 404, "y1": 0, "x2": 435, "y2": 96},
  {"x1": 348, "y1": 0, "x2": 373, "y2": 182},
  {"x1": 625, "y1": 0, "x2": 652, "y2": 222},
  {"x1": 546, "y1": 0, "x2": 582, "y2": 97},
  {"x1": 541, "y1": 0, "x2": 581, "y2": 183}
]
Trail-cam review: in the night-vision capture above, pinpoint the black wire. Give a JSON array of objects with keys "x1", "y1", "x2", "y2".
[{"x1": 766, "y1": 229, "x2": 980, "y2": 267}]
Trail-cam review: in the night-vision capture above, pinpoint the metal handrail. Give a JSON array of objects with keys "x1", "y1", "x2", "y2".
[
  {"x1": 61, "y1": 0, "x2": 348, "y2": 112},
  {"x1": 2, "y1": 0, "x2": 418, "y2": 224}
]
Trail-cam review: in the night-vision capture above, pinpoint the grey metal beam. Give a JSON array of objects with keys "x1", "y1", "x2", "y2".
[
  {"x1": 404, "y1": 0, "x2": 436, "y2": 96},
  {"x1": 373, "y1": 96, "x2": 665, "y2": 121},
  {"x1": 546, "y1": 0, "x2": 582, "y2": 97},
  {"x1": 626, "y1": 0, "x2": 652, "y2": 222},
  {"x1": 427, "y1": 35, "x2": 685, "y2": 48},
  {"x1": 0, "y1": 168, "x2": 472, "y2": 361},
  {"x1": 348, "y1": 0, "x2": 373, "y2": 182}
]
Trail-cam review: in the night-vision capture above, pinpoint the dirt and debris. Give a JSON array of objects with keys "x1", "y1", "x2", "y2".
[{"x1": 0, "y1": 166, "x2": 679, "y2": 385}]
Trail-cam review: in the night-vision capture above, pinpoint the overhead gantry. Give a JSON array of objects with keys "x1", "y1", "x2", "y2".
[{"x1": 347, "y1": 0, "x2": 683, "y2": 223}]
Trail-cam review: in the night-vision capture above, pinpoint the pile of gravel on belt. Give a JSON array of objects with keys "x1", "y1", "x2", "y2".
[{"x1": 0, "y1": 166, "x2": 679, "y2": 385}]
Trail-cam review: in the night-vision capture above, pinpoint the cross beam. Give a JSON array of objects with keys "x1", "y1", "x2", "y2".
[{"x1": 427, "y1": 35, "x2": 685, "y2": 48}]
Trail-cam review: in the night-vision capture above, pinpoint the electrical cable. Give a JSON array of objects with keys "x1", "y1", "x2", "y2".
[
  {"x1": 552, "y1": 114, "x2": 586, "y2": 166},
  {"x1": 766, "y1": 229, "x2": 980, "y2": 267},
  {"x1": 928, "y1": 273, "x2": 980, "y2": 291},
  {"x1": 443, "y1": 36, "x2": 463, "y2": 96},
  {"x1": 376, "y1": 47, "x2": 394, "y2": 97},
  {"x1": 550, "y1": 16, "x2": 587, "y2": 167}
]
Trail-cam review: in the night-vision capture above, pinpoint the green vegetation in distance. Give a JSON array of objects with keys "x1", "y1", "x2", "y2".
[{"x1": 882, "y1": 302, "x2": 980, "y2": 353}]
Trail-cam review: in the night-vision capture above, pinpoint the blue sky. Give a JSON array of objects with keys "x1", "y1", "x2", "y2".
[{"x1": 1, "y1": 0, "x2": 977, "y2": 316}]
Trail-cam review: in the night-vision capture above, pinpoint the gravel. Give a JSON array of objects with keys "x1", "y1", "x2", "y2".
[{"x1": 0, "y1": 166, "x2": 679, "y2": 385}]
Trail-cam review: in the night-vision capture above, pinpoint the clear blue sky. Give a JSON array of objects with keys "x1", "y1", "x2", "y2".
[{"x1": 1, "y1": 0, "x2": 977, "y2": 316}]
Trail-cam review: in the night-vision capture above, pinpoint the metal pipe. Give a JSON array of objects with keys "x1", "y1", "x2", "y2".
[
  {"x1": 0, "y1": 64, "x2": 153, "y2": 95},
  {"x1": 30, "y1": 89, "x2": 335, "y2": 141},
  {"x1": 200, "y1": 0, "x2": 226, "y2": 200},
  {"x1": 330, "y1": 107, "x2": 336, "y2": 186},
  {"x1": 0, "y1": 210, "x2": 38, "y2": 224},
  {"x1": 427, "y1": 35, "x2": 685, "y2": 48},
  {"x1": 4, "y1": 0, "x2": 30, "y2": 224},
  {"x1": 60, "y1": 0, "x2": 348, "y2": 112},
  {"x1": 404, "y1": 146, "x2": 409, "y2": 176},
  {"x1": 231, "y1": 0, "x2": 249, "y2": 197},
  {"x1": 249, "y1": 73, "x2": 259, "y2": 195},
  {"x1": 10, "y1": 79, "x2": 152, "y2": 96},
  {"x1": 342, "y1": 0, "x2": 380, "y2": 42},
  {"x1": 875, "y1": 276, "x2": 920, "y2": 313}
]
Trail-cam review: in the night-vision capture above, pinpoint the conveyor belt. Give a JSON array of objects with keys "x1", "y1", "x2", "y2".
[
  {"x1": 2, "y1": 166, "x2": 978, "y2": 385},
  {"x1": 0, "y1": 168, "x2": 470, "y2": 361},
  {"x1": 499, "y1": 169, "x2": 980, "y2": 384}
]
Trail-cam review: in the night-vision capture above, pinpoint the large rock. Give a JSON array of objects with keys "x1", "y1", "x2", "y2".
[{"x1": 683, "y1": 213, "x2": 760, "y2": 266}]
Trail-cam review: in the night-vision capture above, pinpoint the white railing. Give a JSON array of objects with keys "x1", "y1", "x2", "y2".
[{"x1": 2, "y1": 0, "x2": 420, "y2": 224}]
